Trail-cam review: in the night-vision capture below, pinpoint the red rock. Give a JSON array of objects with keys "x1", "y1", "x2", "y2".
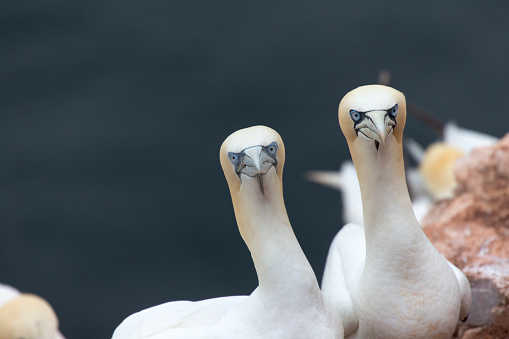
[{"x1": 421, "y1": 134, "x2": 509, "y2": 338}]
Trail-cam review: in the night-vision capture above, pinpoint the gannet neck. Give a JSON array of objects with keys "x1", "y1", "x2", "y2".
[
  {"x1": 339, "y1": 85, "x2": 427, "y2": 270},
  {"x1": 231, "y1": 170, "x2": 318, "y2": 297},
  {"x1": 351, "y1": 134, "x2": 425, "y2": 266},
  {"x1": 220, "y1": 126, "x2": 321, "y2": 304}
]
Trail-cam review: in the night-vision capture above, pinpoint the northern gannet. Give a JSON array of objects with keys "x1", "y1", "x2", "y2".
[
  {"x1": 112, "y1": 126, "x2": 343, "y2": 339},
  {"x1": 321, "y1": 85, "x2": 471, "y2": 338},
  {"x1": 0, "y1": 283, "x2": 65, "y2": 339},
  {"x1": 308, "y1": 100, "x2": 499, "y2": 225}
]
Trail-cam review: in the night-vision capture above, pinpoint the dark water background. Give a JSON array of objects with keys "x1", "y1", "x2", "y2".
[{"x1": 1, "y1": 1, "x2": 508, "y2": 338}]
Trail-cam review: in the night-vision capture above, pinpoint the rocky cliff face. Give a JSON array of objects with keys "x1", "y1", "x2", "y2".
[{"x1": 422, "y1": 134, "x2": 509, "y2": 338}]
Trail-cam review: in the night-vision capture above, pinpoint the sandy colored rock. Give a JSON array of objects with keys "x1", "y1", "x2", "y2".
[{"x1": 421, "y1": 134, "x2": 509, "y2": 338}]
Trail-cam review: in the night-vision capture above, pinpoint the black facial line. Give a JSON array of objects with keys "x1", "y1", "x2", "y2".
[
  {"x1": 232, "y1": 143, "x2": 278, "y2": 178},
  {"x1": 352, "y1": 111, "x2": 366, "y2": 133},
  {"x1": 359, "y1": 131, "x2": 382, "y2": 151},
  {"x1": 357, "y1": 104, "x2": 398, "y2": 114},
  {"x1": 238, "y1": 162, "x2": 277, "y2": 177},
  {"x1": 358, "y1": 130, "x2": 370, "y2": 139},
  {"x1": 233, "y1": 157, "x2": 245, "y2": 176},
  {"x1": 262, "y1": 145, "x2": 278, "y2": 163},
  {"x1": 353, "y1": 104, "x2": 398, "y2": 131},
  {"x1": 257, "y1": 174, "x2": 264, "y2": 195},
  {"x1": 386, "y1": 104, "x2": 398, "y2": 124}
]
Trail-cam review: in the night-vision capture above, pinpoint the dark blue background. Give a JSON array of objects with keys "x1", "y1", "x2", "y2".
[{"x1": 1, "y1": 1, "x2": 508, "y2": 338}]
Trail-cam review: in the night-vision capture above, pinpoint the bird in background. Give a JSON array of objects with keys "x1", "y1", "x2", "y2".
[
  {"x1": 321, "y1": 85, "x2": 471, "y2": 338},
  {"x1": 0, "y1": 283, "x2": 65, "y2": 339},
  {"x1": 404, "y1": 105, "x2": 498, "y2": 200},
  {"x1": 112, "y1": 126, "x2": 343, "y2": 339}
]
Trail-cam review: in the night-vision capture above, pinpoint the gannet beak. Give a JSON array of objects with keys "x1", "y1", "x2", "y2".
[
  {"x1": 244, "y1": 147, "x2": 263, "y2": 173},
  {"x1": 355, "y1": 110, "x2": 396, "y2": 150},
  {"x1": 364, "y1": 110, "x2": 390, "y2": 145},
  {"x1": 235, "y1": 145, "x2": 277, "y2": 178}
]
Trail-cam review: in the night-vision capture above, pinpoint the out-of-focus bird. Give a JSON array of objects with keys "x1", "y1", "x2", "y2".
[
  {"x1": 415, "y1": 142, "x2": 464, "y2": 200},
  {"x1": 321, "y1": 85, "x2": 471, "y2": 338},
  {"x1": 405, "y1": 110, "x2": 499, "y2": 200},
  {"x1": 112, "y1": 126, "x2": 343, "y2": 339},
  {"x1": 0, "y1": 283, "x2": 65, "y2": 339}
]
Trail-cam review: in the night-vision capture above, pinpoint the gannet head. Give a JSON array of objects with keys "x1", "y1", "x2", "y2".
[
  {"x1": 0, "y1": 294, "x2": 64, "y2": 339},
  {"x1": 220, "y1": 125, "x2": 285, "y2": 195},
  {"x1": 338, "y1": 85, "x2": 406, "y2": 150}
]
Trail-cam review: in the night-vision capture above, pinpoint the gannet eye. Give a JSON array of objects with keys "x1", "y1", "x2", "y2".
[
  {"x1": 389, "y1": 104, "x2": 398, "y2": 118},
  {"x1": 228, "y1": 152, "x2": 239, "y2": 164},
  {"x1": 267, "y1": 142, "x2": 278, "y2": 155},
  {"x1": 350, "y1": 110, "x2": 362, "y2": 122}
]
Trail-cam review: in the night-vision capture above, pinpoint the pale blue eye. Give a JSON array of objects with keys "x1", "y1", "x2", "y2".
[
  {"x1": 390, "y1": 104, "x2": 398, "y2": 118},
  {"x1": 267, "y1": 142, "x2": 278, "y2": 155},
  {"x1": 350, "y1": 110, "x2": 362, "y2": 122},
  {"x1": 228, "y1": 153, "x2": 238, "y2": 164}
]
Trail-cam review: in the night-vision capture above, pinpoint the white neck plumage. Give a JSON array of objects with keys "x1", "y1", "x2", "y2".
[
  {"x1": 350, "y1": 135, "x2": 426, "y2": 271},
  {"x1": 231, "y1": 168, "x2": 319, "y2": 301}
]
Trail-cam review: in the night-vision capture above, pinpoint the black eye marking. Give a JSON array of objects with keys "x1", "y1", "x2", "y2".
[
  {"x1": 229, "y1": 142, "x2": 278, "y2": 179},
  {"x1": 350, "y1": 110, "x2": 366, "y2": 136},
  {"x1": 229, "y1": 151, "x2": 245, "y2": 177},
  {"x1": 388, "y1": 104, "x2": 398, "y2": 119},
  {"x1": 263, "y1": 142, "x2": 278, "y2": 164},
  {"x1": 351, "y1": 105, "x2": 399, "y2": 137}
]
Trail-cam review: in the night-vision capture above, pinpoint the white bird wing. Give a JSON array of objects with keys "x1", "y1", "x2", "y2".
[
  {"x1": 443, "y1": 122, "x2": 498, "y2": 154},
  {"x1": 0, "y1": 283, "x2": 20, "y2": 309},
  {"x1": 307, "y1": 162, "x2": 364, "y2": 225},
  {"x1": 306, "y1": 170, "x2": 343, "y2": 190},
  {"x1": 446, "y1": 261, "x2": 472, "y2": 321},
  {"x1": 112, "y1": 295, "x2": 248, "y2": 339},
  {"x1": 321, "y1": 223, "x2": 365, "y2": 336}
]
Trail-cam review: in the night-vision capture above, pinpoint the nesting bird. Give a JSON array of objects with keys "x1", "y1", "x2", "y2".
[
  {"x1": 112, "y1": 126, "x2": 343, "y2": 339},
  {"x1": 321, "y1": 85, "x2": 471, "y2": 338},
  {"x1": 0, "y1": 283, "x2": 64, "y2": 339}
]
